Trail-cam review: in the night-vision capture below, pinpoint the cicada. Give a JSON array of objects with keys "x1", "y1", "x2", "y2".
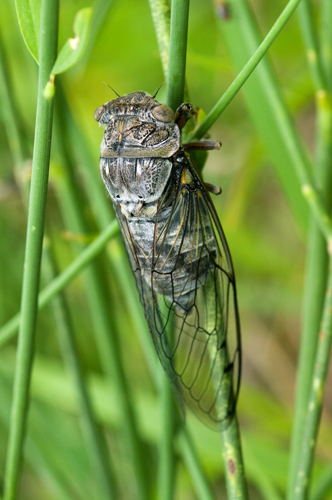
[{"x1": 94, "y1": 91, "x2": 241, "y2": 428}]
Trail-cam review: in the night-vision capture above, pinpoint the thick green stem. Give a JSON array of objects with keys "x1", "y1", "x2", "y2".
[
  {"x1": 220, "y1": 417, "x2": 248, "y2": 500},
  {"x1": 154, "y1": 3, "x2": 191, "y2": 496},
  {"x1": 166, "y1": 0, "x2": 190, "y2": 110},
  {"x1": 3, "y1": 1, "x2": 59, "y2": 498}
]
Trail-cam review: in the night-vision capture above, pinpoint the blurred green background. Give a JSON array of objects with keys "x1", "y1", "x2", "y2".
[{"x1": 0, "y1": 0, "x2": 331, "y2": 499}]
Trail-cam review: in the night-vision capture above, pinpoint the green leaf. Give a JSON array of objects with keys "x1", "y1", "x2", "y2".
[
  {"x1": 51, "y1": 8, "x2": 93, "y2": 75},
  {"x1": 15, "y1": 0, "x2": 41, "y2": 62}
]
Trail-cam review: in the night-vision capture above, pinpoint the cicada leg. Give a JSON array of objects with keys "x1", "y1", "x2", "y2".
[
  {"x1": 183, "y1": 140, "x2": 221, "y2": 151},
  {"x1": 182, "y1": 140, "x2": 222, "y2": 195},
  {"x1": 204, "y1": 182, "x2": 222, "y2": 195}
]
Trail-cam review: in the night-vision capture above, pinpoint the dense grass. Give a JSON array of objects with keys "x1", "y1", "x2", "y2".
[{"x1": 0, "y1": 0, "x2": 332, "y2": 499}]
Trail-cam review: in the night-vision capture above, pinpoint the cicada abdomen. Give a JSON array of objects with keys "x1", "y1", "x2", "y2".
[{"x1": 95, "y1": 91, "x2": 241, "y2": 428}]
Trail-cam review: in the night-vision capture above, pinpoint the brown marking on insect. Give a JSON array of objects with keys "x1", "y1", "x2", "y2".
[
  {"x1": 228, "y1": 458, "x2": 236, "y2": 475},
  {"x1": 118, "y1": 120, "x2": 124, "y2": 143},
  {"x1": 319, "y1": 330, "x2": 325, "y2": 341}
]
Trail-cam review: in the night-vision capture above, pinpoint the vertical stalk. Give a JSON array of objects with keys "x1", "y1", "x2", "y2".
[
  {"x1": 220, "y1": 417, "x2": 248, "y2": 500},
  {"x1": 3, "y1": 1, "x2": 59, "y2": 498},
  {"x1": 155, "y1": 1, "x2": 191, "y2": 497},
  {"x1": 166, "y1": 0, "x2": 190, "y2": 110}
]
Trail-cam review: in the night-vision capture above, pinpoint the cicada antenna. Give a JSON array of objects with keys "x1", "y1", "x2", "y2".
[
  {"x1": 152, "y1": 82, "x2": 165, "y2": 99},
  {"x1": 100, "y1": 81, "x2": 121, "y2": 97}
]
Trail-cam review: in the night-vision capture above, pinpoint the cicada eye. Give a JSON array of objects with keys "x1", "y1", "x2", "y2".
[
  {"x1": 152, "y1": 104, "x2": 175, "y2": 123},
  {"x1": 94, "y1": 105, "x2": 104, "y2": 122}
]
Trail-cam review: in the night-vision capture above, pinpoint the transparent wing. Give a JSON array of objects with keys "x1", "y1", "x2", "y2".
[{"x1": 114, "y1": 154, "x2": 241, "y2": 429}]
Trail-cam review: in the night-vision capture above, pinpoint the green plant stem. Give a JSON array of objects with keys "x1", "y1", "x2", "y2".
[
  {"x1": 155, "y1": 3, "x2": 191, "y2": 495},
  {"x1": 3, "y1": 1, "x2": 59, "y2": 499},
  {"x1": 166, "y1": 0, "x2": 190, "y2": 110},
  {"x1": 287, "y1": 2, "x2": 332, "y2": 497},
  {"x1": 292, "y1": 254, "x2": 332, "y2": 500},
  {"x1": 148, "y1": 0, "x2": 171, "y2": 77},
  {"x1": 220, "y1": 416, "x2": 248, "y2": 500},
  {"x1": 0, "y1": 221, "x2": 119, "y2": 347}
]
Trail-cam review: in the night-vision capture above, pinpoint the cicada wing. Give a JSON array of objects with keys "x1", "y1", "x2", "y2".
[
  {"x1": 113, "y1": 155, "x2": 241, "y2": 429},
  {"x1": 148, "y1": 156, "x2": 240, "y2": 428}
]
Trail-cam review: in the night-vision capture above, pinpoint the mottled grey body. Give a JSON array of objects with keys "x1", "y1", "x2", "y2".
[{"x1": 95, "y1": 91, "x2": 241, "y2": 427}]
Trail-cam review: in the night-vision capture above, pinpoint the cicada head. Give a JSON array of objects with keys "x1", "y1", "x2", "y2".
[{"x1": 94, "y1": 91, "x2": 180, "y2": 159}]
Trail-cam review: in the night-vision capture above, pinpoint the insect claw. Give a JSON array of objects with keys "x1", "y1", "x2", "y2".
[{"x1": 174, "y1": 103, "x2": 195, "y2": 129}]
